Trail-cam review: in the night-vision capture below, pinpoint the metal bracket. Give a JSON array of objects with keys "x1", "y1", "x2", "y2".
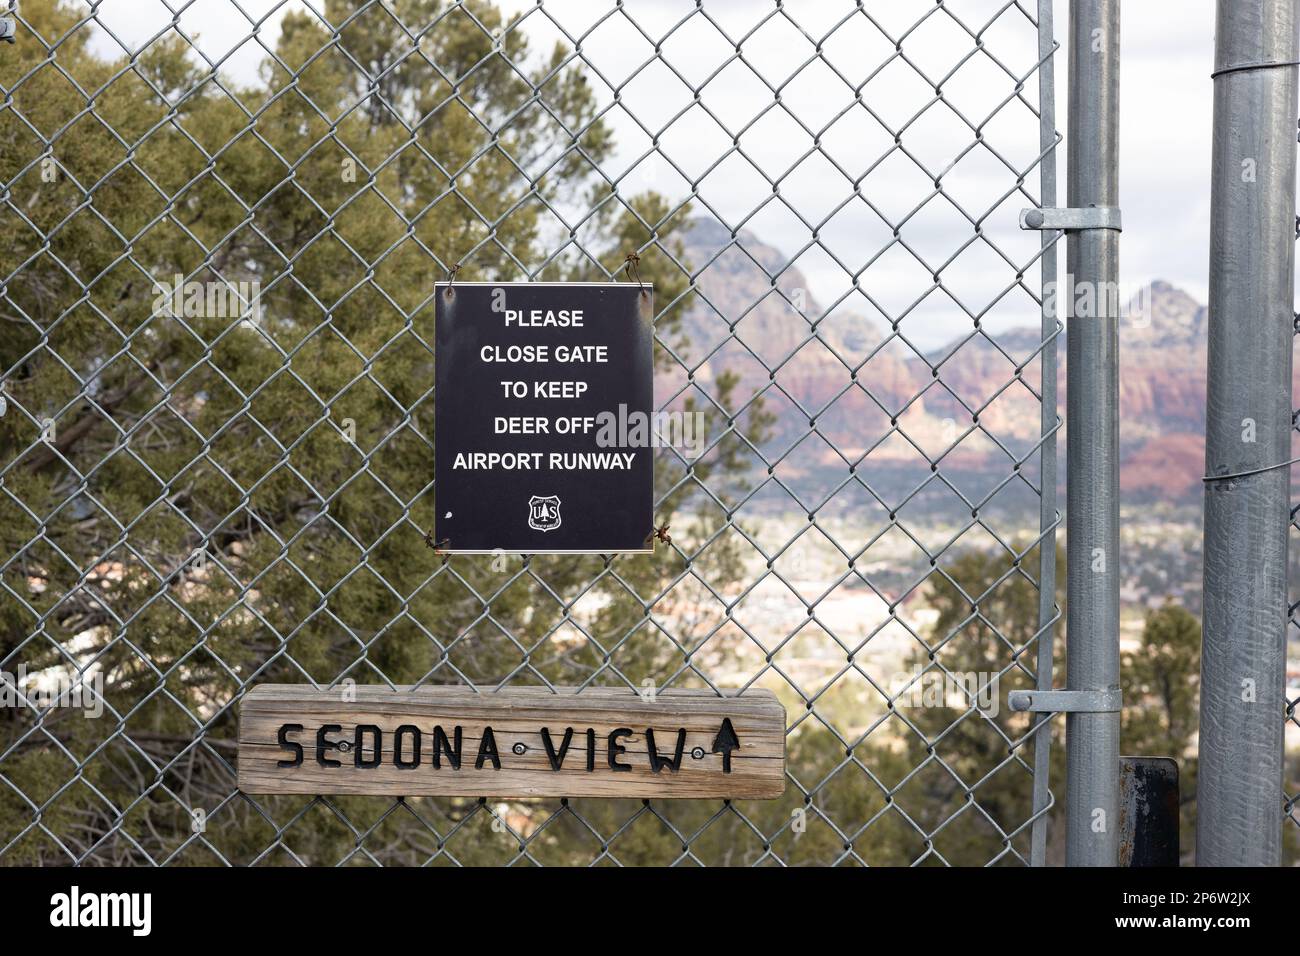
[
  {"x1": 1008, "y1": 688, "x2": 1121, "y2": 713},
  {"x1": 1019, "y1": 206, "x2": 1122, "y2": 233}
]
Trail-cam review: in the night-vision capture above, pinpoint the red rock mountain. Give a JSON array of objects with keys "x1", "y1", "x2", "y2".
[{"x1": 668, "y1": 217, "x2": 1219, "y2": 504}]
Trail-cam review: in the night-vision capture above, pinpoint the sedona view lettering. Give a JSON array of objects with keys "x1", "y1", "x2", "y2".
[{"x1": 274, "y1": 719, "x2": 743, "y2": 775}]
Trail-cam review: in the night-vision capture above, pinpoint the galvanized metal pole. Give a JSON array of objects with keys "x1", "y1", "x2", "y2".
[
  {"x1": 1065, "y1": 0, "x2": 1121, "y2": 867},
  {"x1": 1199, "y1": 0, "x2": 1298, "y2": 868}
]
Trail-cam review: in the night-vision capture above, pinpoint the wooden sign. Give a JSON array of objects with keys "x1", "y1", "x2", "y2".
[
  {"x1": 238, "y1": 685, "x2": 785, "y2": 799},
  {"x1": 434, "y1": 282, "x2": 654, "y2": 554}
]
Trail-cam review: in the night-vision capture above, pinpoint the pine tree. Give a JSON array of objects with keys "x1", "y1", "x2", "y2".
[{"x1": 0, "y1": 0, "x2": 768, "y2": 864}]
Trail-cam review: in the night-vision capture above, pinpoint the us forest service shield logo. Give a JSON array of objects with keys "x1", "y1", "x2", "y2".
[{"x1": 528, "y1": 495, "x2": 562, "y2": 532}]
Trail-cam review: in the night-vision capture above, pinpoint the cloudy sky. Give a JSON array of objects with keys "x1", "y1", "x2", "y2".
[{"x1": 72, "y1": 0, "x2": 1233, "y2": 343}]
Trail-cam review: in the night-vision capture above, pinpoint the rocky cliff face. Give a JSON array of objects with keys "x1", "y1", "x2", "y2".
[{"x1": 670, "y1": 217, "x2": 1224, "y2": 504}]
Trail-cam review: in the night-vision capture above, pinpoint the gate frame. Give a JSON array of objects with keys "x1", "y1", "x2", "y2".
[{"x1": 1024, "y1": 0, "x2": 1124, "y2": 867}]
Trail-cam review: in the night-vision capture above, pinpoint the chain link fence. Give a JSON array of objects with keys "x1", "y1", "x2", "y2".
[{"x1": 1, "y1": 0, "x2": 1063, "y2": 866}]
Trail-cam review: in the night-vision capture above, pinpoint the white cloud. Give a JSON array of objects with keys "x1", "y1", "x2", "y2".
[{"x1": 75, "y1": 0, "x2": 1249, "y2": 343}]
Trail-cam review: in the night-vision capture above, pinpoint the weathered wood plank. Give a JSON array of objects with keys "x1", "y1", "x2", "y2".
[{"x1": 238, "y1": 685, "x2": 786, "y2": 799}]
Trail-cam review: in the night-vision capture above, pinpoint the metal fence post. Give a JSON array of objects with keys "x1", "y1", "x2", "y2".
[
  {"x1": 1199, "y1": 0, "x2": 1299, "y2": 868},
  {"x1": 1065, "y1": 0, "x2": 1121, "y2": 867}
]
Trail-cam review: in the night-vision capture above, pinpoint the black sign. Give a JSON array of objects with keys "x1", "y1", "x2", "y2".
[{"x1": 435, "y1": 282, "x2": 654, "y2": 553}]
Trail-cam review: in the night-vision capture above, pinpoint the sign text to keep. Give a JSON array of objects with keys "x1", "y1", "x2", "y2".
[{"x1": 499, "y1": 380, "x2": 589, "y2": 399}]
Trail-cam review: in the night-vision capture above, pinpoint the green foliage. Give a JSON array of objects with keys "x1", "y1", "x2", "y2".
[
  {"x1": 1122, "y1": 604, "x2": 1200, "y2": 758},
  {"x1": 0, "y1": 0, "x2": 773, "y2": 865},
  {"x1": 877, "y1": 557, "x2": 1207, "y2": 865},
  {"x1": 1120, "y1": 603, "x2": 1199, "y2": 863},
  {"x1": 884, "y1": 544, "x2": 1066, "y2": 864}
]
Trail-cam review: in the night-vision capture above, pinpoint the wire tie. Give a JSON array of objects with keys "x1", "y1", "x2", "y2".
[
  {"x1": 1203, "y1": 457, "x2": 1300, "y2": 483},
  {"x1": 1211, "y1": 59, "x2": 1300, "y2": 79},
  {"x1": 624, "y1": 252, "x2": 646, "y2": 296}
]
